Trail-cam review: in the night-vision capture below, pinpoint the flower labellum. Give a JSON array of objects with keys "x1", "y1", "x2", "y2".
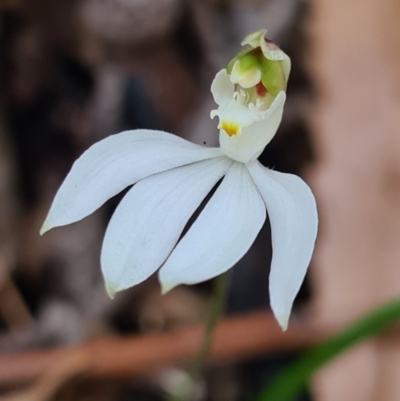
[{"x1": 40, "y1": 29, "x2": 318, "y2": 330}]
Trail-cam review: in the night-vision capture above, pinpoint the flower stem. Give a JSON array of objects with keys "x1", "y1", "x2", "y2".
[
  {"x1": 189, "y1": 271, "x2": 229, "y2": 383},
  {"x1": 168, "y1": 272, "x2": 229, "y2": 401}
]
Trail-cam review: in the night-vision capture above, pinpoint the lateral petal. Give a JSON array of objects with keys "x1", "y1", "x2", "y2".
[
  {"x1": 247, "y1": 161, "x2": 318, "y2": 330},
  {"x1": 41, "y1": 130, "x2": 222, "y2": 233},
  {"x1": 210, "y1": 69, "x2": 235, "y2": 107},
  {"x1": 159, "y1": 162, "x2": 266, "y2": 292},
  {"x1": 102, "y1": 156, "x2": 232, "y2": 297}
]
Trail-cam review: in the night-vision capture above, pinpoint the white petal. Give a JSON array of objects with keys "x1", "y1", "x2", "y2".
[
  {"x1": 210, "y1": 69, "x2": 235, "y2": 107},
  {"x1": 102, "y1": 156, "x2": 232, "y2": 297},
  {"x1": 219, "y1": 91, "x2": 286, "y2": 163},
  {"x1": 247, "y1": 161, "x2": 318, "y2": 330},
  {"x1": 41, "y1": 129, "x2": 222, "y2": 234},
  {"x1": 159, "y1": 162, "x2": 266, "y2": 292}
]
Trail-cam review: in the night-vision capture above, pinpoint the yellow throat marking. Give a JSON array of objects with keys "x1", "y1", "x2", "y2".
[{"x1": 219, "y1": 121, "x2": 239, "y2": 137}]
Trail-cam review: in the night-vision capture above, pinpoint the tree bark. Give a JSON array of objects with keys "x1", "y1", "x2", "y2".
[{"x1": 310, "y1": 0, "x2": 400, "y2": 400}]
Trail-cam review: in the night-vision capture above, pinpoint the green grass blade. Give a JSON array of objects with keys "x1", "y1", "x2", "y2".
[{"x1": 257, "y1": 298, "x2": 400, "y2": 401}]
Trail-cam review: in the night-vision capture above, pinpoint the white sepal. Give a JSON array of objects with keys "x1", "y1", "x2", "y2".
[
  {"x1": 247, "y1": 161, "x2": 318, "y2": 330},
  {"x1": 102, "y1": 157, "x2": 232, "y2": 298},
  {"x1": 159, "y1": 162, "x2": 266, "y2": 292},
  {"x1": 41, "y1": 130, "x2": 222, "y2": 234}
]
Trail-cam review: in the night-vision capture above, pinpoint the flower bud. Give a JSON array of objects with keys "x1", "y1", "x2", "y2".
[{"x1": 226, "y1": 29, "x2": 290, "y2": 109}]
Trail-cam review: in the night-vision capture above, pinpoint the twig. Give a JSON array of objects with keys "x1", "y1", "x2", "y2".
[
  {"x1": 0, "y1": 310, "x2": 324, "y2": 386},
  {"x1": 0, "y1": 353, "x2": 87, "y2": 401}
]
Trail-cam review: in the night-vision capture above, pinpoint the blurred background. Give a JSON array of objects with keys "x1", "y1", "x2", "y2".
[{"x1": 1, "y1": 0, "x2": 400, "y2": 400}]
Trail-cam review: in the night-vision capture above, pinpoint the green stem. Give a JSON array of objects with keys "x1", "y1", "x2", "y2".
[
  {"x1": 257, "y1": 297, "x2": 400, "y2": 401},
  {"x1": 168, "y1": 272, "x2": 229, "y2": 401},
  {"x1": 189, "y1": 272, "x2": 229, "y2": 383}
]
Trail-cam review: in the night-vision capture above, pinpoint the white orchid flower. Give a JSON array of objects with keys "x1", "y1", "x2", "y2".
[{"x1": 41, "y1": 29, "x2": 317, "y2": 330}]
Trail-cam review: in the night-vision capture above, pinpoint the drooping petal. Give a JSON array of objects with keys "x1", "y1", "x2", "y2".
[
  {"x1": 218, "y1": 91, "x2": 286, "y2": 163},
  {"x1": 102, "y1": 156, "x2": 232, "y2": 297},
  {"x1": 41, "y1": 129, "x2": 222, "y2": 234},
  {"x1": 159, "y1": 162, "x2": 266, "y2": 292},
  {"x1": 210, "y1": 69, "x2": 235, "y2": 107},
  {"x1": 247, "y1": 161, "x2": 318, "y2": 330}
]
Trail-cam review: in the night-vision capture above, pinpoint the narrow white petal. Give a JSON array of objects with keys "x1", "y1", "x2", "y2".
[
  {"x1": 247, "y1": 161, "x2": 318, "y2": 330},
  {"x1": 41, "y1": 130, "x2": 222, "y2": 234},
  {"x1": 159, "y1": 162, "x2": 266, "y2": 292},
  {"x1": 101, "y1": 157, "x2": 232, "y2": 297}
]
